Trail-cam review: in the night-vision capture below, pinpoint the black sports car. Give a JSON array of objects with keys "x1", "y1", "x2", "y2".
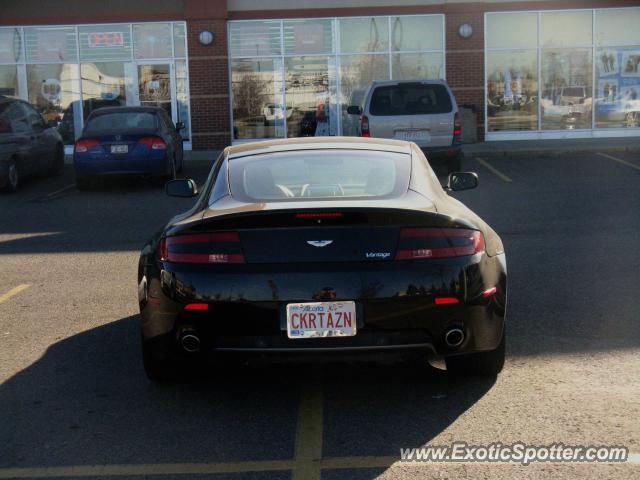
[{"x1": 138, "y1": 137, "x2": 507, "y2": 381}]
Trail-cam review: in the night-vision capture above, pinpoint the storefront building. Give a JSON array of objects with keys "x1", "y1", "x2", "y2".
[{"x1": 1, "y1": 0, "x2": 639, "y2": 151}]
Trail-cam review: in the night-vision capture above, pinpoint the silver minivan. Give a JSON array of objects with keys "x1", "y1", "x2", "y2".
[{"x1": 347, "y1": 80, "x2": 462, "y2": 171}]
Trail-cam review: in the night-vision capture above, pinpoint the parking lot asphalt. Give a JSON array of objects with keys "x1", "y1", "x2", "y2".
[{"x1": 0, "y1": 151, "x2": 639, "y2": 479}]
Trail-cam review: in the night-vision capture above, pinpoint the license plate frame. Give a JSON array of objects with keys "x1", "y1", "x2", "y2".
[
  {"x1": 110, "y1": 144, "x2": 128, "y2": 154},
  {"x1": 394, "y1": 130, "x2": 430, "y2": 142},
  {"x1": 286, "y1": 301, "x2": 357, "y2": 339}
]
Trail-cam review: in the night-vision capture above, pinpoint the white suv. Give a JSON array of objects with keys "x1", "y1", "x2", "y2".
[{"x1": 347, "y1": 80, "x2": 462, "y2": 172}]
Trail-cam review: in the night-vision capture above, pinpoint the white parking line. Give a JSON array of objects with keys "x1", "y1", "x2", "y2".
[
  {"x1": 475, "y1": 157, "x2": 513, "y2": 183},
  {"x1": 597, "y1": 152, "x2": 640, "y2": 171}
]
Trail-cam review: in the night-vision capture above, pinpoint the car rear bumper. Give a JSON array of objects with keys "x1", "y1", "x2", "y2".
[
  {"x1": 74, "y1": 154, "x2": 168, "y2": 176},
  {"x1": 138, "y1": 253, "x2": 507, "y2": 358},
  {"x1": 419, "y1": 146, "x2": 461, "y2": 162}
]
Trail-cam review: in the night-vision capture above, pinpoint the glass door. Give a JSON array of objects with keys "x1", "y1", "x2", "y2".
[{"x1": 135, "y1": 62, "x2": 176, "y2": 121}]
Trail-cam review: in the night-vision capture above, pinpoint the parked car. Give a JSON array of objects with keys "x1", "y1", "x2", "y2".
[
  {"x1": 0, "y1": 96, "x2": 65, "y2": 193},
  {"x1": 347, "y1": 80, "x2": 462, "y2": 172},
  {"x1": 73, "y1": 106, "x2": 184, "y2": 189},
  {"x1": 137, "y1": 137, "x2": 507, "y2": 382}
]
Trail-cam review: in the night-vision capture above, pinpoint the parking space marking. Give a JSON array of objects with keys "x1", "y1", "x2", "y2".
[
  {"x1": 292, "y1": 371, "x2": 324, "y2": 480},
  {"x1": 0, "y1": 284, "x2": 30, "y2": 305},
  {"x1": 597, "y1": 152, "x2": 640, "y2": 171},
  {"x1": 475, "y1": 157, "x2": 513, "y2": 183}
]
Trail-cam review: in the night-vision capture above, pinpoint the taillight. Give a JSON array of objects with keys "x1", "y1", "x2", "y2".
[
  {"x1": 453, "y1": 112, "x2": 462, "y2": 144},
  {"x1": 360, "y1": 115, "x2": 370, "y2": 137},
  {"x1": 75, "y1": 139, "x2": 99, "y2": 153},
  {"x1": 395, "y1": 228, "x2": 485, "y2": 260},
  {"x1": 158, "y1": 232, "x2": 245, "y2": 264},
  {"x1": 139, "y1": 136, "x2": 167, "y2": 150}
]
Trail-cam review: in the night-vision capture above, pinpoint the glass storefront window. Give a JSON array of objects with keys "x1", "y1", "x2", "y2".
[
  {"x1": 27, "y1": 64, "x2": 80, "y2": 143},
  {"x1": 339, "y1": 17, "x2": 388, "y2": 53},
  {"x1": 232, "y1": 58, "x2": 284, "y2": 140},
  {"x1": 541, "y1": 11, "x2": 592, "y2": 47},
  {"x1": 595, "y1": 46, "x2": 640, "y2": 128},
  {"x1": 79, "y1": 24, "x2": 132, "y2": 62},
  {"x1": 487, "y1": 50, "x2": 538, "y2": 131},
  {"x1": 392, "y1": 52, "x2": 443, "y2": 80},
  {"x1": 0, "y1": 65, "x2": 19, "y2": 97},
  {"x1": 0, "y1": 27, "x2": 23, "y2": 63},
  {"x1": 134, "y1": 23, "x2": 172, "y2": 59},
  {"x1": 229, "y1": 21, "x2": 282, "y2": 57},
  {"x1": 173, "y1": 23, "x2": 187, "y2": 57},
  {"x1": 229, "y1": 15, "x2": 444, "y2": 140},
  {"x1": 25, "y1": 27, "x2": 77, "y2": 63},
  {"x1": 175, "y1": 60, "x2": 191, "y2": 140},
  {"x1": 340, "y1": 54, "x2": 389, "y2": 136},
  {"x1": 487, "y1": 8, "x2": 640, "y2": 135},
  {"x1": 285, "y1": 56, "x2": 337, "y2": 137},
  {"x1": 596, "y1": 9, "x2": 640, "y2": 47},
  {"x1": 541, "y1": 49, "x2": 593, "y2": 130},
  {"x1": 284, "y1": 20, "x2": 334, "y2": 55},
  {"x1": 486, "y1": 12, "x2": 538, "y2": 49},
  {"x1": 390, "y1": 16, "x2": 443, "y2": 52}
]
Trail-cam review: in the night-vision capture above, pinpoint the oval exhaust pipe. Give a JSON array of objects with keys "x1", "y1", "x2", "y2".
[
  {"x1": 180, "y1": 331, "x2": 201, "y2": 353},
  {"x1": 444, "y1": 327, "x2": 465, "y2": 348}
]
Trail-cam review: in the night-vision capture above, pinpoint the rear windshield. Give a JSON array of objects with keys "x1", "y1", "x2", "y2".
[
  {"x1": 85, "y1": 112, "x2": 157, "y2": 131},
  {"x1": 228, "y1": 150, "x2": 410, "y2": 202},
  {"x1": 370, "y1": 84, "x2": 452, "y2": 116}
]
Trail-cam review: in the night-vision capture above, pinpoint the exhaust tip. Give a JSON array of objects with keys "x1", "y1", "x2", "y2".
[
  {"x1": 444, "y1": 327, "x2": 465, "y2": 348},
  {"x1": 180, "y1": 332, "x2": 201, "y2": 353}
]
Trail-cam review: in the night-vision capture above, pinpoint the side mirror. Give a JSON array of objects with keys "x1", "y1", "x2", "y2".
[
  {"x1": 346, "y1": 105, "x2": 362, "y2": 115},
  {"x1": 166, "y1": 178, "x2": 198, "y2": 197},
  {"x1": 447, "y1": 172, "x2": 478, "y2": 192},
  {"x1": 175, "y1": 121, "x2": 185, "y2": 131}
]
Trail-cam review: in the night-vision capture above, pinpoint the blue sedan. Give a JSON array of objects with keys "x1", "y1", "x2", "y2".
[{"x1": 73, "y1": 106, "x2": 184, "y2": 189}]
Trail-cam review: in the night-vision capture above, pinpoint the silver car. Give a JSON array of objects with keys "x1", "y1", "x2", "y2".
[{"x1": 347, "y1": 80, "x2": 462, "y2": 172}]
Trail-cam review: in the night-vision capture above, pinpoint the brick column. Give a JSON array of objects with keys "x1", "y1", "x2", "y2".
[
  {"x1": 184, "y1": 0, "x2": 230, "y2": 150},
  {"x1": 445, "y1": 10, "x2": 485, "y2": 142}
]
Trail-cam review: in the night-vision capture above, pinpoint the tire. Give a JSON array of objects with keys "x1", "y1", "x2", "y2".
[
  {"x1": 50, "y1": 144, "x2": 65, "y2": 177},
  {"x1": 2, "y1": 158, "x2": 19, "y2": 193},
  {"x1": 142, "y1": 337, "x2": 177, "y2": 382},
  {"x1": 445, "y1": 328, "x2": 505, "y2": 377},
  {"x1": 448, "y1": 154, "x2": 462, "y2": 173}
]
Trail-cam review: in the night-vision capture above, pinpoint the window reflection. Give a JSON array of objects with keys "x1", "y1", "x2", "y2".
[
  {"x1": 27, "y1": 64, "x2": 80, "y2": 144},
  {"x1": 340, "y1": 54, "x2": 389, "y2": 135},
  {"x1": 392, "y1": 53, "x2": 443, "y2": 81},
  {"x1": 487, "y1": 50, "x2": 538, "y2": 131},
  {"x1": 285, "y1": 56, "x2": 336, "y2": 137},
  {"x1": 339, "y1": 17, "x2": 388, "y2": 53},
  {"x1": 0, "y1": 65, "x2": 18, "y2": 97},
  {"x1": 541, "y1": 49, "x2": 593, "y2": 130},
  {"x1": 595, "y1": 47, "x2": 640, "y2": 128},
  {"x1": 232, "y1": 58, "x2": 284, "y2": 139}
]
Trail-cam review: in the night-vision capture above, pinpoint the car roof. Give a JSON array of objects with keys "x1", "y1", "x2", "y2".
[
  {"x1": 368, "y1": 79, "x2": 450, "y2": 87},
  {"x1": 87, "y1": 106, "x2": 164, "y2": 116},
  {"x1": 225, "y1": 137, "x2": 413, "y2": 159}
]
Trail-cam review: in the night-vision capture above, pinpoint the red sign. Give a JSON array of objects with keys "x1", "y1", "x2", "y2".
[{"x1": 88, "y1": 32, "x2": 124, "y2": 48}]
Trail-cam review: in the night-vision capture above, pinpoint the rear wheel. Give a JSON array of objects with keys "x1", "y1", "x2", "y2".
[
  {"x1": 3, "y1": 158, "x2": 19, "y2": 193},
  {"x1": 49, "y1": 144, "x2": 65, "y2": 176},
  {"x1": 445, "y1": 329, "x2": 505, "y2": 376}
]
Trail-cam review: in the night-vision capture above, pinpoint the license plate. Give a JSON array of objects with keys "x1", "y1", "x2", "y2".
[
  {"x1": 394, "y1": 130, "x2": 430, "y2": 142},
  {"x1": 110, "y1": 145, "x2": 128, "y2": 154},
  {"x1": 286, "y1": 301, "x2": 356, "y2": 339}
]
